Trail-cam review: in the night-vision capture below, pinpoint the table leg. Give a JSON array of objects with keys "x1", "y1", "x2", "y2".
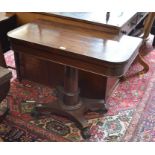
[
  {"x1": 14, "y1": 51, "x2": 22, "y2": 81},
  {"x1": 32, "y1": 66, "x2": 108, "y2": 139}
]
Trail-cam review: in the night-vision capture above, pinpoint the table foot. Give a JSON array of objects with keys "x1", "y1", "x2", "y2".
[
  {"x1": 81, "y1": 127, "x2": 91, "y2": 139},
  {"x1": 31, "y1": 98, "x2": 107, "y2": 139},
  {"x1": 82, "y1": 98, "x2": 108, "y2": 114}
]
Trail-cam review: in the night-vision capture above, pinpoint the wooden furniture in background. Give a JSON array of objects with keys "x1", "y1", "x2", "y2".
[
  {"x1": 0, "y1": 14, "x2": 17, "y2": 53},
  {"x1": 8, "y1": 20, "x2": 142, "y2": 138},
  {"x1": 0, "y1": 64, "x2": 12, "y2": 123},
  {"x1": 151, "y1": 19, "x2": 155, "y2": 46},
  {"x1": 0, "y1": 39, "x2": 12, "y2": 143},
  {"x1": 121, "y1": 13, "x2": 155, "y2": 81},
  {"x1": 7, "y1": 12, "x2": 147, "y2": 36},
  {"x1": 143, "y1": 12, "x2": 155, "y2": 41},
  {"x1": 6, "y1": 12, "x2": 147, "y2": 100},
  {"x1": 0, "y1": 14, "x2": 17, "y2": 73},
  {"x1": 0, "y1": 14, "x2": 16, "y2": 142},
  {"x1": 0, "y1": 45, "x2": 6, "y2": 68},
  {"x1": 138, "y1": 12, "x2": 155, "y2": 74},
  {"x1": 0, "y1": 45, "x2": 12, "y2": 123},
  {"x1": 0, "y1": 14, "x2": 13, "y2": 124}
]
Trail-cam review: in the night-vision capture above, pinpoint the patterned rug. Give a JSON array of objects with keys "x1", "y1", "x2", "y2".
[{"x1": 0, "y1": 41, "x2": 155, "y2": 142}]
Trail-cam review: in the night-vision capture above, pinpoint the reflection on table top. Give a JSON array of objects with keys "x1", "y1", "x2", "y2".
[{"x1": 8, "y1": 19, "x2": 142, "y2": 64}]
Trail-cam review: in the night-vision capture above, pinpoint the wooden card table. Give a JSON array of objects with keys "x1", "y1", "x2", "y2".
[
  {"x1": 6, "y1": 12, "x2": 147, "y2": 100},
  {"x1": 7, "y1": 20, "x2": 142, "y2": 138}
]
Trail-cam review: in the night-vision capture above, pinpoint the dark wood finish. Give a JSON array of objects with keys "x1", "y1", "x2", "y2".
[
  {"x1": 19, "y1": 51, "x2": 117, "y2": 99},
  {"x1": 48, "y1": 12, "x2": 148, "y2": 35},
  {"x1": 0, "y1": 13, "x2": 17, "y2": 75},
  {"x1": 152, "y1": 36, "x2": 155, "y2": 46},
  {"x1": 0, "y1": 66, "x2": 12, "y2": 122},
  {"x1": 134, "y1": 13, "x2": 155, "y2": 75},
  {"x1": 0, "y1": 16, "x2": 12, "y2": 122},
  {"x1": 33, "y1": 66, "x2": 107, "y2": 138},
  {"x1": 143, "y1": 13, "x2": 155, "y2": 40},
  {"x1": 150, "y1": 14, "x2": 155, "y2": 46},
  {"x1": 138, "y1": 46, "x2": 149, "y2": 74},
  {"x1": 5, "y1": 12, "x2": 147, "y2": 100},
  {"x1": 7, "y1": 12, "x2": 147, "y2": 36},
  {"x1": 0, "y1": 45, "x2": 7, "y2": 67},
  {"x1": 0, "y1": 14, "x2": 17, "y2": 53},
  {"x1": 8, "y1": 19, "x2": 142, "y2": 138},
  {"x1": 14, "y1": 51, "x2": 22, "y2": 81},
  {"x1": 8, "y1": 20, "x2": 142, "y2": 76},
  {"x1": 4, "y1": 12, "x2": 147, "y2": 99}
]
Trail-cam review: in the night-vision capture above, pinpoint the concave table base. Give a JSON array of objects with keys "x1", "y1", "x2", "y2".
[{"x1": 31, "y1": 66, "x2": 108, "y2": 139}]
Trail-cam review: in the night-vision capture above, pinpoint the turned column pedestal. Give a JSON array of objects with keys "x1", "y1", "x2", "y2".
[{"x1": 32, "y1": 66, "x2": 107, "y2": 139}]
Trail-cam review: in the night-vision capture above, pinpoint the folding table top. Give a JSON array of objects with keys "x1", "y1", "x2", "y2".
[{"x1": 8, "y1": 19, "x2": 142, "y2": 77}]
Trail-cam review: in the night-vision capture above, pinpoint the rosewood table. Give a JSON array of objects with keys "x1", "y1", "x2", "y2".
[
  {"x1": 6, "y1": 12, "x2": 147, "y2": 100},
  {"x1": 7, "y1": 19, "x2": 142, "y2": 138}
]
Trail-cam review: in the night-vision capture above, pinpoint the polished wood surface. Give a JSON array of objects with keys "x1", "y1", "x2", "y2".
[
  {"x1": 7, "y1": 12, "x2": 147, "y2": 36},
  {"x1": 50, "y1": 12, "x2": 137, "y2": 27},
  {"x1": 6, "y1": 12, "x2": 118, "y2": 38},
  {"x1": 8, "y1": 20, "x2": 142, "y2": 77},
  {"x1": 6, "y1": 12, "x2": 145, "y2": 99}
]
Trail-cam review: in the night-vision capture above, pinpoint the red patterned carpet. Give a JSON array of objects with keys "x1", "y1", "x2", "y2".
[{"x1": 0, "y1": 41, "x2": 155, "y2": 142}]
